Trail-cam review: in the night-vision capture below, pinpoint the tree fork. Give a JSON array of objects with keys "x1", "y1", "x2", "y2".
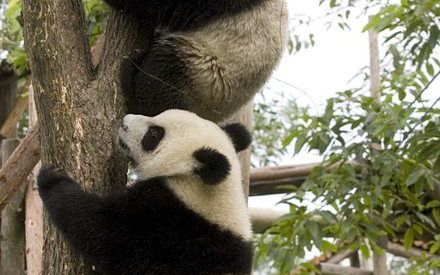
[{"x1": 21, "y1": 0, "x2": 152, "y2": 273}]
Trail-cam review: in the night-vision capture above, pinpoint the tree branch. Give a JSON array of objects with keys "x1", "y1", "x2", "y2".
[{"x1": 0, "y1": 125, "x2": 40, "y2": 212}]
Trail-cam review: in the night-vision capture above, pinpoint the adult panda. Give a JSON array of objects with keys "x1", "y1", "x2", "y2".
[
  {"x1": 110, "y1": 0, "x2": 288, "y2": 122},
  {"x1": 37, "y1": 109, "x2": 253, "y2": 275}
]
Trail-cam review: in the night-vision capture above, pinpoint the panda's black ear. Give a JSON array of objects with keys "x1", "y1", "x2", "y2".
[
  {"x1": 193, "y1": 147, "x2": 231, "y2": 185},
  {"x1": 221, "y1": 123, "x2": 252, "y2": 152}
]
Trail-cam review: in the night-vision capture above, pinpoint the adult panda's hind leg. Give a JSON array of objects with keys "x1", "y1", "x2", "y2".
[{"x1": 124, "y1": 36, "x2": 191, "y2": 117}]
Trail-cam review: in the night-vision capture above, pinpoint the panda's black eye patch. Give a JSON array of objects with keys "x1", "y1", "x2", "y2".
[{"x1": 142, "y1": 125, "x2": 165, "y2": 152}]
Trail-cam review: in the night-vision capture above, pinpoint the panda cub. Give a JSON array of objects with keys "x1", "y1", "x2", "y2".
[
  {"x1": 37, "y1": 110, "x2": 253, "y2": 275},
  {"x1": 110, "y1": 0, "x2": 289, "y2": 122}
]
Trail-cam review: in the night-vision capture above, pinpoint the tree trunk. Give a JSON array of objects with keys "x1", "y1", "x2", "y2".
[
  {"x1": 228, "y1": 102, "x2": 253, "y2": 197},
  {"x1": 21, "y1": 0, "x2": 152, "y2": 273}
]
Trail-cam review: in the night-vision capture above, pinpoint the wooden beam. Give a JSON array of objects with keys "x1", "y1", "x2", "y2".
[
  {"x1": 386, "y1": 242, "x2": 440, "y2": 260},
  {"x1": 373, "y1": 237, "x2": 389, "y2": 275},
  {"x1": 1, "y1": 138, "x2": 26, "y2": 275},
  {"x1": 250, "y1": 163, "x2": 319, "y2": 182},
  {"x1": 249, "y1": 207, "x2": 287, "y2": 233},
  {"x1": 327, "y1": 249, "x2": 356, "y2": 264},
  {"x1": 320, "y1": 263, "x2": 373, "y2": 275},
  {"x1": 0, "y1": 61, "x2": 18, "y2": 142},
  {"x1": 0, "y1": 95, "x2": 29, "y2": 139},
  {"x1": 25, "y1": 85, "x2": 44, "y2": 275},
  {"x1": 228, "y1": 102, "x2": 253, "y2": 197},
  {"x1": 0, "y1": 125, "x2": 40, "y2": 212},
  {"x1": 250, "y1": 176, "x2": 307, "y2": 196}
]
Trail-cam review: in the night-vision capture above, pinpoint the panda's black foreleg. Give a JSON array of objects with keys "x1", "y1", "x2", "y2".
[{"x1": 37, "y1": 167, "x2": 133, "y2": 273}]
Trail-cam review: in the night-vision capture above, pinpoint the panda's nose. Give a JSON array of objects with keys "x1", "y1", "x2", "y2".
[
  {"x1": 121, "y1": 123, "x2": 128, "y2": 132},
  {"x1": 121, "y1": 117, "x2": 129, "y2": 131}
]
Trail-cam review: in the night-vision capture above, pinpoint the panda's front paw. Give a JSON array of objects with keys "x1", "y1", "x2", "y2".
[{"x1": 37, "y1": 166, "x2": 71, "y2": 193}]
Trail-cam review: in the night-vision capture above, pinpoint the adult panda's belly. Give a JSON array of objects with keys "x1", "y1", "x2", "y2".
[
  {"x1": 158, "y1": 0, "x2": 289, "y2": 122},
  {"x1": 188, "y1": 0, "x2": 289, "y2": 96}
]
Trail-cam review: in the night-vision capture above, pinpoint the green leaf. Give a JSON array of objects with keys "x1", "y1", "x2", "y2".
[
  {"x1": 427, "y1": 200, "x2": 440, "y2": 209},
  {"x1": 433, "y1": 158, "x2": 440, "y2": 174},
  {"x1": 294, "y1": 133, "x2": 307, "y2": 154},
  {"x1": 404, "y1": 228, "x2": 414, "y2": 250},
  {"x1": 405, "y1": 169, "x2": 425, "y2": 186},
  {"x1": 360, "y1": 244, "x2": 370, "y2": 259},
  {"x1": 321, "y1": 240, "x2": 338, "y2": 253},
  {"x1": 430, "y1": 242, "x2": 440, "y2": 255},
  {"x1": 433, "y1": 208, "x2": 440, "y2": 225},
  {"x1": 307, "y1": 221, "x2": 322, "y2": 248},
  {"x1": 301, "y1": 262, "x2": 318, "y2": 271}
]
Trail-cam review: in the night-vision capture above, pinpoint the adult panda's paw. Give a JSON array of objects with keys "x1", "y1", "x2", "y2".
[
  {"x1": 120, "y1": 49, "x2": 147, "y2": 86},
  {"x1": 37, "y1": 166, "x2": 72, "y2": 194}
]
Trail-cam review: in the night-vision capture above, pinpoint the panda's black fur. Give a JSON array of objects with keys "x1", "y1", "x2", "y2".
[
  {"x1": 37, "y1": 110, "x2": 253, "y2": 275},
  {"x1": 109, "y1": 0, "x2": 288, "y2": 122}
]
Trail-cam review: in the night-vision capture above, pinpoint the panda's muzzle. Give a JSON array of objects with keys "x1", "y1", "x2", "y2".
[
  {"x1": 118, "y1": 136, "x2": 136, "y2": 164},
  {"x1": 117, "y1": 127, "x2": 131, "y2": 153},
  {"x1": 118, "y1": 138, "x2": 129, "y2": 151}
]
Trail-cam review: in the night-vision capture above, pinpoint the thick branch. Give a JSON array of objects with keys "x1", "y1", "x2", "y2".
[{"x1": 0, "y1": 125, "x2": 40, "y2": 212}]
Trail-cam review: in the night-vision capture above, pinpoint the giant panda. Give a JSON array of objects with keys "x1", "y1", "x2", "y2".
[
  {"x1": 37, "y1": 109, "x2": 253, "y2": 275},
  {"x1": 108, "y1": 0, "x2": 289, "y2": 122}
]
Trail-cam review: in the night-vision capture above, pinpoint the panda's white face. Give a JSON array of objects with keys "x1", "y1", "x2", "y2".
[
  {"x1": 118, "y1": 110, "x2": 238, "y2": 181},
  {"x1": 118, "y1": 110, "x2": 253, "y2": 239}
]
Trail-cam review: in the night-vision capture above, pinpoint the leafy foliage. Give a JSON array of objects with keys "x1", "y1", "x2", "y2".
[
  {"x1": 252, "y1": 92, "x2": 307, "y2": 167},
  {"x1": 255, "y1": 1, "x2": 440, "y2": 274},
  {"x1": 1, "y1": 0, "x2": 27, "y2": 75},
  {"x1": 0, "y1": 0, "x2": 107, "y2": 73}
]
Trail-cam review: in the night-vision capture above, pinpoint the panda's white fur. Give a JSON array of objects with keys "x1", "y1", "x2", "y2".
[
  {"x1": 120, "y1": 111, "x2": 251, "y2": 239},
  {"x1": 38, "y1": 110, "x2": 254, "y2": 274},
  {"x1": 115, "y1": 0, "x2": 289, "y2": 122}
]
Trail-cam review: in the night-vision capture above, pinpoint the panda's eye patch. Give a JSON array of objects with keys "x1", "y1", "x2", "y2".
[{"x1": 142, "y1": 125, "x2": 165, "y2": 152}]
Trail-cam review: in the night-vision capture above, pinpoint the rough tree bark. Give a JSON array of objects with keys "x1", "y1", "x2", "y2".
[{"x1": 21, "y1": 1, "x2": 151, "y2": 273}]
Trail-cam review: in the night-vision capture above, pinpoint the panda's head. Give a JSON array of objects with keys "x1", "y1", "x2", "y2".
[{"x1": 118, "y1": 110, "x2": 251, "y2": 184}]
